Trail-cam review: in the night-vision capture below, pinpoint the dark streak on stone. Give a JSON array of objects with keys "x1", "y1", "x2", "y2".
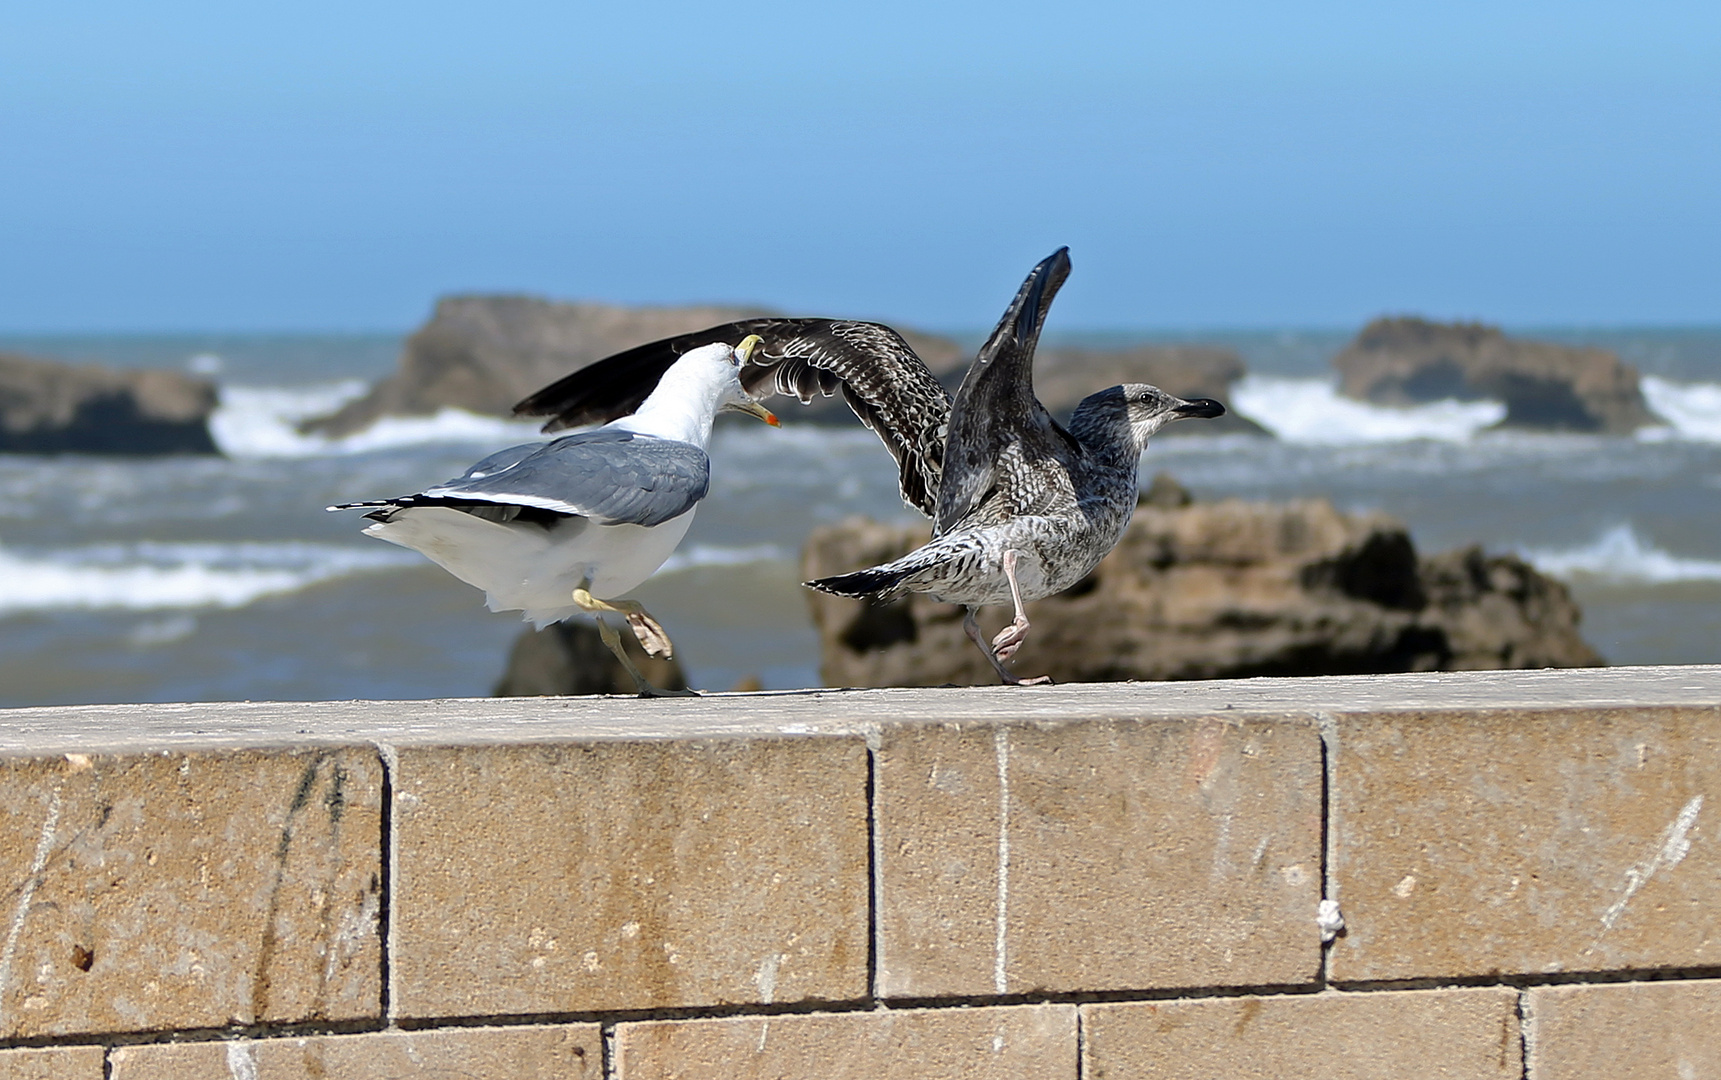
[
  {"x1": 324, "y1": 766, "x2": 347, "y2": 825},
  {"x1": 253, "y1": 751, "x2": 331, "y2": 1023}
]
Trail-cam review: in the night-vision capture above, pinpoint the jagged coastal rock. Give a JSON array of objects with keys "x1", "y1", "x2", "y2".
[
  {"x1": 0, "y1": 351, "x2": 218, "y2": 455},
  {"x1": 493, "y1": 620, "x2": 688, "y2": 696},
  {"x1": 302, "y1": 294, "x2": 1261, "y2": 436},
  {"x1": 1334, "y1": 317, "x2": 1661, "y2": 433},
  {"x1": 803, "y1": 489, "x2": 1601, "y2": 687},
  {"x1": 301, "y1": 295, "x2": 969, "y2": 436}
]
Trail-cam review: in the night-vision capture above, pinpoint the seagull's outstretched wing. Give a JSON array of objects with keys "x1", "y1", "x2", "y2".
[
  {"x1": 932, "y1": 248, "x2": 1073, "y2": 536},
  {"x1": 331, "y1": 429, "x2": 710, "y2": 529},
  {"x1": 513, "y1": 318, "x2": 952, "y2": 518}
]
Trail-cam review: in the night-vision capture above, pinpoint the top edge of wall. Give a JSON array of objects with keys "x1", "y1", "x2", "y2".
[{"x1": 1, "y1": 665, "x2": 1718, "y2": 757}]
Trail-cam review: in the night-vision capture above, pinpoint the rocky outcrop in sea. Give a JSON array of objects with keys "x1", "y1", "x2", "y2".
[
  {"x1": 802, "y1": 479, "x2": 1602, "y2": 688},
  {"x1": 301, "y1": 295, "x2": 1259, "y2": 435},
  {"x1": 1334, "y1": 317, "x2": 1661, "y2": 433},
  {"x1": 0, "y1": 351, "x2": 218, "y2": 455}
]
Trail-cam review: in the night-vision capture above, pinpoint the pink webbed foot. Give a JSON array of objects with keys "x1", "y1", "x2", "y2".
[{"x1": 990, "y1": 615, "x2": 1032, "y2": 662}]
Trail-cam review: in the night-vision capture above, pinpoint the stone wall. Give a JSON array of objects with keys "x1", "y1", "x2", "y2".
[{"x1": 1, "y1": 667, "x2": 1718, "y2": 1078}]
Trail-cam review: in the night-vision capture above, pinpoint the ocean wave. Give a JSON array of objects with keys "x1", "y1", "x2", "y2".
[
  {"x1": 0, "y1": 540, "x2": 420, "y2": 615},
  {"x1": 656, "y1": 543, "x2": 790, "y2": 575},
  {"x1": 210, "y1": 382, "x2": 548, "y2": 459},
  {"x1": 1521, "y1": 524, "x2": 1721, "y2": 584},
  {"x1": 1229, "y1": 376, "x2": 1506, "y2": 444},
  {"x1": 1638, "y1": 376, "x2": 1721, "y2": 443}
]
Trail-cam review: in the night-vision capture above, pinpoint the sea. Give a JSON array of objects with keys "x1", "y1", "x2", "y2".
[{"x1": 3, "y1": 328, "x2": 1720, "y2": 708}]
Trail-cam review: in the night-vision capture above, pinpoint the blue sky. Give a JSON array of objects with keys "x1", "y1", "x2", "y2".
[{"x1": 2, "y1": 1, "x2": 1717, "y2": 331}]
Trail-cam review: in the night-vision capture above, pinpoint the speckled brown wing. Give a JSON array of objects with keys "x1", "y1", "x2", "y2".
[{"x1": 512, "y1": 317, "x2": 952, "y2": 518}]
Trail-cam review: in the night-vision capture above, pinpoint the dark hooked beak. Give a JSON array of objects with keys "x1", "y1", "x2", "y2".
[{"x1": 1173, "y1": 397, "x2": 1226, "y2": 419}]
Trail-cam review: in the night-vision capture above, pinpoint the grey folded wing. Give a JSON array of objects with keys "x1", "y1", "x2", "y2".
[{"x1": 422, "y1": 429, "x2": 710, "y2": 528}]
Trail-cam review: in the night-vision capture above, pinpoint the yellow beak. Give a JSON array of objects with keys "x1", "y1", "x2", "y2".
[
  {"x1": 732, "y1": 335, "x2": 778, "y2": 426},
  {"x1": 737, "y1": 399, "x2": 780, "y2": 426}
]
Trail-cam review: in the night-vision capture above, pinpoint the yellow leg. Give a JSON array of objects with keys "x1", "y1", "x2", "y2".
[
  {"x1": 592, "y1": 616, "x2": 697, "y2": 698},
  {"x1": 571, "y1": 588, "x2": 674, "y2": 658}
]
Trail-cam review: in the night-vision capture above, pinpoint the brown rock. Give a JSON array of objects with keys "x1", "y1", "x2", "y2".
[
  {"x1": 301, "y1": 295, "x2": 968, "y2": 436},
  {"x1": 108, "y1": 1025, "x2": 603, "y2": 1079},
  {"x1": 1083, "y1": 987, "x2": 1522, "y2": 1080},
  {"x1": 392, "y1": 735, "x2": 868, "y2": 1017},
  {"x1": 493, "y1": 620, "x2": 687, "y2": 696},
  {"x1": 0, "y1": 352, "x2": 217, "y2": 455},
  {"x1": 0, "y1": 748, "x2": 382, "y2": 1039},
  {"x1": 803, "y1": 497, "x2": 1601, "y2": 688},
  {"x1": 615, "y1": 1004, "x2": 1077, "y2": 1080},
  {"x1": 1334, "y1": 317, "x2": 1661, "y2": 433},
  {"x1": 875, "y1": 717, "x2": 1322, "y2": 998},
  {"x1": 1034, "y1": 343, "x2": 1265, "y2": 436},
  {"x1": 1328, "y1": 705, "x2": 1721, "y2": 982},
  {"x1": 1524, "y1": 980, "x2": 1721, "y2": 1080},
  {"x1": 0, "y1": 1046, "x2": 104, "y2": 1080}
]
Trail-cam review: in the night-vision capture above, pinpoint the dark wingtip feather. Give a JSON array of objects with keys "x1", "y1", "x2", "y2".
[{"x1": 804, "y1": 564, "x2": 915, "y2": 598}]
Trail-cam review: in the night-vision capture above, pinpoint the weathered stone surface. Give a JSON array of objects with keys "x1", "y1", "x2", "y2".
[
  {"x1": 0, "y1": 1046, "x2": 103, "y2": 1080},
  {"x1": 615, "y1": 1003, "x2": 1076, "y2": 1080},
  {"x1": 1525, "y1": 979, "x2": 1721, "y2": 1080},
  {"x1": 493, "y1": 620, "x2": 688, "y2": 696},
  {"x1": 393, "y1": 736, "x2": 868, "y2": 1017},
  {"x1": 108, "y1": 1024, "x2": 603, "y2": 1079},
  {"x1": 1329, "y1": 706, "x2": 1721, "y2": 982},
  {"x1": 1, "y1": 668, "x2": 1716, "y2": 756},
  {"x1": 0, "y1": 351, "x2": 217, "y2": 455},
  {"x1": 1033, "y1": 344, "x2": 1265, "y2": 437},
  {"x1": 0, "y1": 748, "x2": 381, "y2": 1038},
  {"x1": 1333, "y1": 317, "x2": 1661, "y2": 433},
  {"x1": 1084, "y1": 987, "x2": 1521, "y2": 1079},
  {"x1": 804, "y1": 499, "x2": 1600, "y2": 688},
  {"x1": 301, "y1": 295, "x2": 967, "y2": 436},
  {"x1": 876, "y1": 717, "x2": 1322, "y2": 998}
]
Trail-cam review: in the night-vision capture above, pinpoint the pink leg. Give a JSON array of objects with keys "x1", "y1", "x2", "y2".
[
  {"x1": 989, "y1": 550, "x2": 1034, "y2": 662},
  {"x1": 964, "y1": 552, "x2": 1053, "y2": 687}
]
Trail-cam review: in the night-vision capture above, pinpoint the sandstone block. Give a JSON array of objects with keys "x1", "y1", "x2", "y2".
[
  {"x1": 1525, "y1": 979, "x2": 1721, "y2": 1080},
  {"x1": 1329, "y1": 706, "x2": 1721, "y2": 982},
  {"x1": 1084, "y1": 987, "x2": 1521, "y2": 1079},
  {"x1": 615, "y1": 1003, "x2": 1075, "y2": 1079},
  {"x1": 393, "y1": 736, "x2": 868, "y2": 1017},
  {"x1": 876, "y1": 717, "x2": 1323, "y2": 998},
  {"x1": 0, "y1": 1046, "x2": 104, "y2": 1080},
  {"x1": 108, "y1": 1023, "x2": 603, "y2": 1079},
  {"x1": 0, "y1": 748, "x2": 382, "y2": 1038}
]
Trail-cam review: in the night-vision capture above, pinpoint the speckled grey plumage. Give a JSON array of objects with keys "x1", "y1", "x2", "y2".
[{"x1": 806, "y1": 248, "x2": 1225, "y2": 613}]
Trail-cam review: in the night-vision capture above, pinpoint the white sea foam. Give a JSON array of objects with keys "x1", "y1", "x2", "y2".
[
  {"x1": 1522, "y1": 524, "x2": 1721, "y2": 584},
  {"x1": 1638, "y1": 377, "x2": 1721, "y2": 443},
  {"x1": 210, "y1": 382, "x2": 548, "y2": 459},
  {"x1": 0, "y1": 540, "x2": 420, "y2": 615},
  {"x1": 1229, "y1": 375, "x2": 1506, "y2": 444},
  {"x1": 656, "y1": 543, "x2": 789, "y2": 575}
]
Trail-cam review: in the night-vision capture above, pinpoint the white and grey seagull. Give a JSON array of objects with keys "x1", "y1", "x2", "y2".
[
  {"x1": 516, "y1": 248, "x2": 1226, "y2": 685},
  {"x1": 329, "y1": 336, "x2": 779, "y2": 697}
]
